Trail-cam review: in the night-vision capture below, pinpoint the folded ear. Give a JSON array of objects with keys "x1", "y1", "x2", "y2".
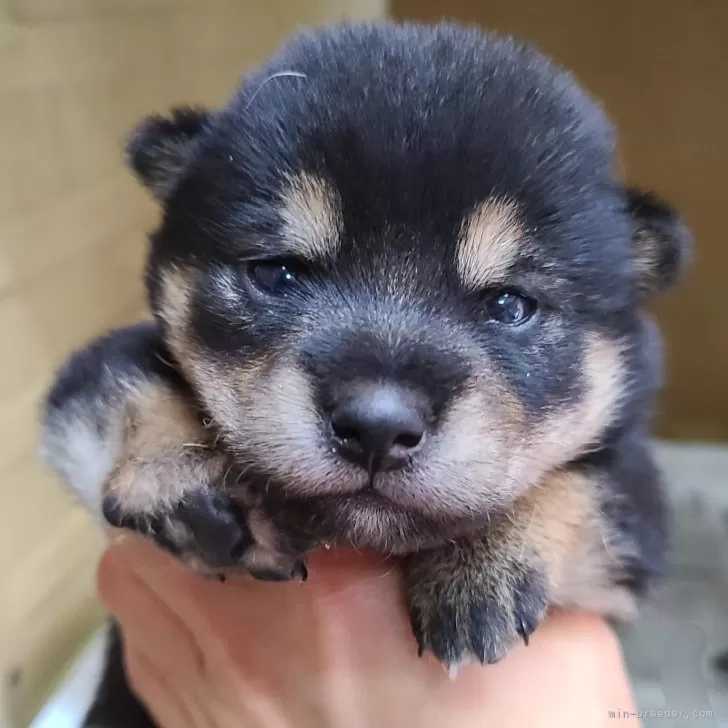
[
  {"x1": 125, "y1": 106, "x2": 212, "y2": 202},
  {"x1": 626, "y1": 187, "x2": 692, "y2": 299}
]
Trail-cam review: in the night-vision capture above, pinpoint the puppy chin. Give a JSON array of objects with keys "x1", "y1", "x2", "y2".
[{"x1": 299, "y1": 491, "x2": 488, "y2": 554}]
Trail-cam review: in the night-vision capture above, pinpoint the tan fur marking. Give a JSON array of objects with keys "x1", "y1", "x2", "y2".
[
  {"x1": 158, "y1": 265, "x2": 273, "y2": 449},
  {"x1": 528, "y1": 333, "x2": 626, "y2": 475},
  {"x1": 158, "y1": 271, "x2": 338, "y2": 497},
  {"x1": 157, "y1": 264, "x2": 231, "y2": 416},
  {"x1": 504, "y1": 469, "x2": 594, "y2": 588},
  {"x1": 382, "y1": 332, "x2": 626, "y2": 521},
  {"x1": 157, "y1": 265, "x2": 194, "y2": 342},
  {"x1": 503, "y1": 469, "x2": 638, "y2": 618},
  {"x1": 157, "y1": 264, "x2": 207, "y2": 389},
  {"x1": 406, "y1": 470, "x2": 592, "y2": 626},
  {"x1": 226, "y1": 360, "x2": 353, "y2": 493},
  {"x1": 404, "y1": 465, "x2": 639, "y2": 666},
  {"x1": 405, "y1": 467, "x2": 636, "y2": 661},
  {"x1": 279, "y1": 173, "x2": 343, "y2": 259},
  {"x1": 406, "y1": 367, "x2": 527, "y2": 514},
  {"x1": 103, "y1": 381, "x2": 225, "y2": 513},
  {"x1": 406, "y1": 467, "x2": 637, "y2": 642},
  {"x1": 456, "y1": 198, "x2": 525, "y2": 288}
]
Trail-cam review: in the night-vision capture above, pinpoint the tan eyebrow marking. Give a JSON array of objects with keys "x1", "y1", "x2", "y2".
[
  {"x1": 456, "y1": 198, "x2": 525, "y2": 288},
  {"x1": 279, "y1": 172, "x2": 343, "y2": 259}
]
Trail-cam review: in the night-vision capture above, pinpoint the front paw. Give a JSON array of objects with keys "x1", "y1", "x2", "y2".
[
  {"x1": 103, "y1": 489, "x2": 309, "y2": 583},
  {"x1": 405, "y1": 544, "x2": 549, "y2": 669}
]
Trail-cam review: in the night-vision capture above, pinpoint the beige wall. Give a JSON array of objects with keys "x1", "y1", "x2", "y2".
[{"x1": 0, "y1": 1, "x2": 385, "y2": 726}]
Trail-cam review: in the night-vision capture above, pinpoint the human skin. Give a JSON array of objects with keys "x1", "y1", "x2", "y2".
[{"x1": 98, "y1": 535, "x2": 640, "y2": 728}]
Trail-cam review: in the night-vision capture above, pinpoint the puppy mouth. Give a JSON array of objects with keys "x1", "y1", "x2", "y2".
[
  {"x1": 298, "y1": 488, "x2": 485, "y2": 553},
  {"x1": 302, "y1": 484, "x2": 402, "y2": 512},
  {"x1": 348, "y1": 488, "x2": 396, "y2": 506}
]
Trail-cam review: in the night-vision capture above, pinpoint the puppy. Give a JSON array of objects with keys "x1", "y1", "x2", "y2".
[{"x1": 40, "y1": 20, "x2": 690, "y2": 725}]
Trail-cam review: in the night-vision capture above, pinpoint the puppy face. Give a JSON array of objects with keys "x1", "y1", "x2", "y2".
[{"x1": 131, "y1": 23, "x2": 690, "y2": 551}]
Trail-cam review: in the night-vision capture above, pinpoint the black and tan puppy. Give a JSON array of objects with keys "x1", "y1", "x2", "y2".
[{"x1": 41, "y1": 20, "x2": 690, "y2": 725}]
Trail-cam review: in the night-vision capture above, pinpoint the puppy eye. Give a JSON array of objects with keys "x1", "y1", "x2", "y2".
[
  {"x1": 245, "y1": 258, "x2": 305, "y2": 296},
  {"x1": 484, "y1": 289, "x2": 537, "y2": 325}
]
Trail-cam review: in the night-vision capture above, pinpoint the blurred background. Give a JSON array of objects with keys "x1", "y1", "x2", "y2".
[{"x1": 0, "y1": 1, "x2": 725, "y2": 726}]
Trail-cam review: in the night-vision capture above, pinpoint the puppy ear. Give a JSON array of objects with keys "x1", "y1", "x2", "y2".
[
  {"x1": 626, "y1": 187, "x2": 692, "y2": 299},
  {"x1": 125, "y1": 106, "x2": 212, "y2": 202}
]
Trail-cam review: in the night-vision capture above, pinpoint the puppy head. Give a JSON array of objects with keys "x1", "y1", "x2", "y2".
[{"x1": 129, "y1": 23, "x2": 690, "y2": 550}]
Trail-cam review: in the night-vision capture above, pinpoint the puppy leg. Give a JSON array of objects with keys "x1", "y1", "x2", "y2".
[
  {"x1": 99, "y1": 378, "x2": 309, "y2": 581},
  {"x1": 405, "y1": 445, "x2": 664, "y2": 669},
  {"x1": 41, "y1": 322, "x2": 308, "y2": 581}
]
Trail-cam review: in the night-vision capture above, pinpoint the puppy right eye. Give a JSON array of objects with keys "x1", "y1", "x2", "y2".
[{"x1": 245, "y1": 258, "x2": 305, "y2": 296}]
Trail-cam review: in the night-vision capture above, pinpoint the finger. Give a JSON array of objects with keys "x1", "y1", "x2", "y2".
[
  {"x1": 98, "y1": 543, "x2": 207, "y2": 677},
  {"x1": 111, "y1": 536, "x2": 402, "y2": 627},
  {"x1": 103, "y1": 537, "x2": 420, "y2": 700},
  {"x1": 124, "y1": 645, "x2": 199, "y2": 728},
  {"x1": 99, "y1": 539, "x2": 243, "y2": 717}
]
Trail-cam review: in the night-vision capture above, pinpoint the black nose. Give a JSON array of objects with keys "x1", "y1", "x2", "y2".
[{"x1": 330, "y1": 384, "x2": 427, "y2": 472}]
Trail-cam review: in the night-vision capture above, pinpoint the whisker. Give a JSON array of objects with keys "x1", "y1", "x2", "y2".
[
  {"x1": 518, "y1": 504, "x2": 539, "y2": 560},
  {"x1": 245, "y1": 71, "x2": 308, "y2": 110}
]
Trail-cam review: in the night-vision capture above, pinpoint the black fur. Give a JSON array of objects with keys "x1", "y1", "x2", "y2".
[
  {"x1": 103, "y1": 487, "x2": 255, "y2": 570},
  {"x1": 44, "y1": 322, "x2": 186, "y2": 417},
  {"x1": 626, "y1": 186, "x2": 693, "y2": 296},
  {"x1": 39, "y1": 20, "x2": 692, "y2": 720},
  {"x1": 141, "y1": 23, "x2": 687, "y2": 453},
  {"x1": 126, "y1": 107, "x2": 212, "y2": 202}
]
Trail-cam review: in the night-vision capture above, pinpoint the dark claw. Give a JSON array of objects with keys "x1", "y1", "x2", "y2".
[
  {"x1": 425, "y1": 603, "x2": 462, "y2": 667},
  {"x1": 102, "y1": 496, "x2": 128, "y2": 529},
  {"x1": 512, "y1": 571, "x2": 546, "y2": 648},
  {"x1": 200, "y1": 571, "x2": 228, "y2": 583},
  {"x1": 102, "y1": 496, "x2": 153, "y2": 535},
  {"x1": 298, "y1": 561, "x2": 309, "y2": 582},
  {"x1": 406, "y1": 562, "x2": 548, "y2": 667},
  {"x1": 247, "y1": 557, "x2": 309, "y2": 583},
  {"x1": 248, "y1": 567, "x2": 295, "y2": 582},
  {"x1": 408, "y1": 604, "x2": 427, "y2": 659},
  {"x1": 230, "y1": 539, "x2": 247, "y2": 561},
  {"x1": 517, "y1": 617, "x2": 530, "y2": 646}
]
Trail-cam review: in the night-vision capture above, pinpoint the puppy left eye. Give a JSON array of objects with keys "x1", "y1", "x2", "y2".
[
  {"x1": 245, "y1": 258, "x2": 305, "y2": 296},
  {"x1": 484, "y1": 290, "x2": 537, "y2": 325}
]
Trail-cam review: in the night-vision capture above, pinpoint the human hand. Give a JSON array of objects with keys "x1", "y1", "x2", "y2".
[{"x1": 99, "y1": 535, "x2": 639, "y2": 728}]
